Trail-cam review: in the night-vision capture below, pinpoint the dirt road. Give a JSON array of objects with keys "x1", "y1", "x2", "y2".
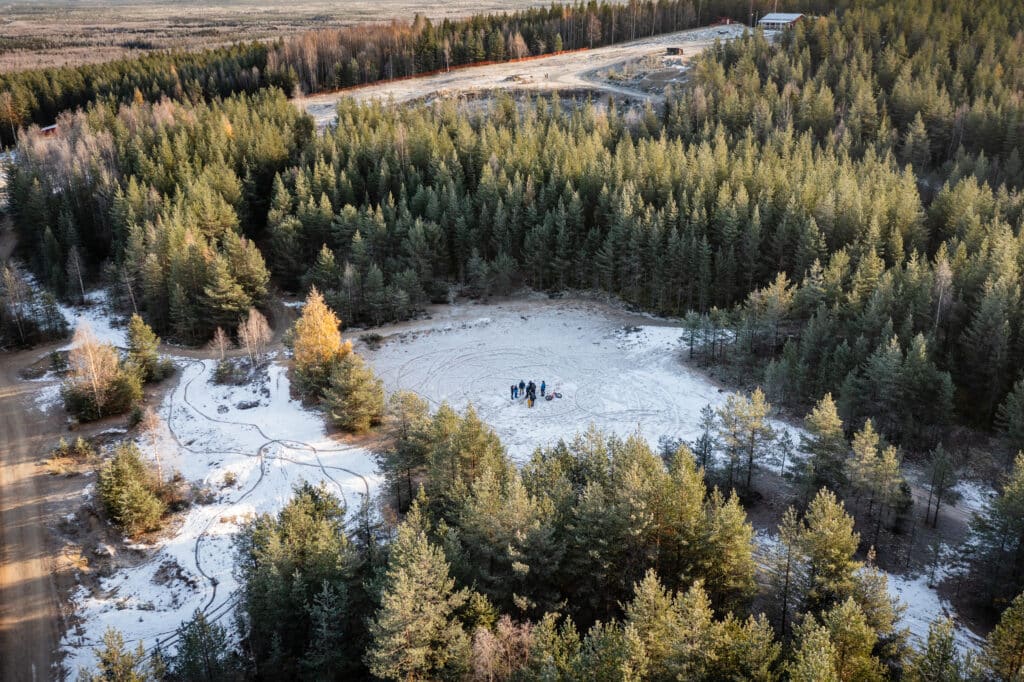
[
  {"x1": 299, "y1": 23, "x2": 747, "y2": 125},
  {"x1": 0, "y1": 353, "x2": 64, "y2": 681}
]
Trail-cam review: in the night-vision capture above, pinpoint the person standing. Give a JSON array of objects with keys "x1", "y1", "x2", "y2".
[
  {"x1": 511, "y1": 384, "x2": 517, "y2": 399},
  {"x1": 541, "y1": 381, "x2": 546, "y2": 397},
  {"x1": 519, "y1": 379, "x2": 526, "y2": 397}
]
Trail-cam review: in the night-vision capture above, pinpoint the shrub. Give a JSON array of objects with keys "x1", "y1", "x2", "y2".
[{"x1": 97, "y1": 442, "x2": 166, "y2": 536}]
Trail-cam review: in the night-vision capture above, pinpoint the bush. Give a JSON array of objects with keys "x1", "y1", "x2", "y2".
[
  {"x1": 52, "y1": 436, "x2": 97, "y2": 461},
  {"x1": 97, "y1": 442, "x2": 166, "y2": 536}
]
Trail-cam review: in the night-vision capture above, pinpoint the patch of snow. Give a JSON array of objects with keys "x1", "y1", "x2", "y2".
[
  {"x1": 59, "y1": 290, "x2": 126, "y2": 350},
  {"x1": 366, "y1": 300, "x2": 799, "y2": 462},
  {"x1": 32, "y1": 381, "x2": 62, "y2": 410},
  {"x1": 60, "y1": 358, "x2": 381, "y2": 675},
  {"x1": 954, "y1": 480, "x2": 994, "y2": 516},
  {"x1": 886, "y1": 570, "x2": 983, "y2": 653}
]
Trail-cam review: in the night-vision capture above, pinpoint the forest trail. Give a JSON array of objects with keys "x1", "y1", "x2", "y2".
[
  {"x1": 0, "y1": 351, "x2": 65, "y2": 681},
  {"x1": 298, "y1": 23, "x2": 747, "y2": 125}
]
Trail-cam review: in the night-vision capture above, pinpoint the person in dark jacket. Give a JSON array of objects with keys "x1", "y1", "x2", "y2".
[
  {"x1": 540, "y1": 381, "x2": 546, "y2": 397},
  {"x1": 519, "y1": 380, "x2": 526, "y2": 396},
  {"x1": 511, "y1": 384, "x2": 517, "y2": 399}
]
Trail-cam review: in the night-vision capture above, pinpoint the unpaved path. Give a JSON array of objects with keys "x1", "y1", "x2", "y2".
[
  {"x1": 299, "y1": 23, "x2": 747, "y2": 125},
  {"x1": 0, "y1": 351, "x2": 66, "y2": 681}
]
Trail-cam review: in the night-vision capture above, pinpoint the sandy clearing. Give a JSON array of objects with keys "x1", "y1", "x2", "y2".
[{"x1": 299, "y1": 23, "x2": 748, "y2": 126}]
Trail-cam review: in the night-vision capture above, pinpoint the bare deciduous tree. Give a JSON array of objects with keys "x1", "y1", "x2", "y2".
[
  {"x1": 238, "y1": 308, "x2": 271, "y2": 366},
  {"x1": 471, "y1": 617, "x2": 534, "y2": 682},
  {"x1": 208, "y1": 326, "x2": 232, "y2": 361},
  {"x1": 66, "y1": 323, "x2": 120, "y2": 412}
]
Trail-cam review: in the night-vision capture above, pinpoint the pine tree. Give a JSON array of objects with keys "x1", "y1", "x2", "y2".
[
  {"x1": 802, "y1": 489, "x2": 861, "y2": 613},
  {"x1": 574, "y1": 621, "x2": 647, "y2": 682},
  {"x1": 691, "y1": 403, "x2": 718, "y2": 471},
  {"x1": 169, "y1": 610, "x2": 233, "y2": 682},
  {"x1": 126, "y1": 313, "x2": 164, "y2": 383},
  {"x1": 767, "y1": 506, "x2": 808, "y2": 640},
  {"x1": 80, "y1": 628, "x2": 162, "y2": 682},
  {"x1": 380, "y1": 390, "x2": 431, "y2": 509},
  {"x1": 801, "y1": 393, "x2": 849, "y2": 491},
  {"x1": 985, "y1": 591, "x2": 1024, "y2": 681},
  {"x1": 997, "y1": 379, "x2": 1024, "y2": 461},
  {"x1": 821, "y1": 598, "x2": 885, "y2": 681},
  {"x1": 787, "y1": 621, "x2": 840, "y2": 682},
  {"x1": 716, "y1": 389, "x2": 774, "y2": 494},
  {"x1": 365, "y1": 498, "x2": 471, "y2": 681},
  {"x1": 292, "y1": 286, "x2": 351, "y2": 397},
  {"x1": 901, "y1": 112, "x2": 932, "y2": 170},
  {"x1": 906, "y1": 617, "x2": 966, "y2": 682},
  {"x1": 923, "y1": 445, "x2": 960, "y2": 528},
  {"x1": 324, "y1": 351, "x2": 385, "y2": 434}
]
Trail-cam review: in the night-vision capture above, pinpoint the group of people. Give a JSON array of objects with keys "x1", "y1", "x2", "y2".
[{"x1": 511, "y1": 379, "x2": 547, "y2": 407}]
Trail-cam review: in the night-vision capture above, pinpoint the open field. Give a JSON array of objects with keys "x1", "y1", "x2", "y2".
[
  {"x1": 0, "y1": 0, "x2": 552, "y2": 72},
  {"x1": 300, "y1": 23, "x2": 747, "y2": 125}
]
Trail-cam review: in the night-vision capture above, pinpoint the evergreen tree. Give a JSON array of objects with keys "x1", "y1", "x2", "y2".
[
  {"x1": 80, "y1": 628, "x2": 163, "y2": 682},
  {"x1": 801, "y1": 394, "x2": 849, "y2": 491},
  {"x1": 997, "y1": 379, "x2": 1024, "y2": 461},
  {"x1": 984, "y1": 591, "x2": 1024, "y2": 681},
  {"x1": 802, "y1": 489, "x2": 861, "y2": 613},
  {"x1": 366, "y1": 498, "x2": 471, "y2": 681},
  {"x1": 324, "y1": 351, "x2": 385, "y2": 434},
  {"x1": 169, "y1": 610, "x2": 234, "y2": 682},
  {"x1": 787, "y1": 620, "x2": 840, "y2": 682},
  {"x1": 971, "y1": 454, "x2": 1024, "y2": 606},
  {"x1": 126, "y1": 313, "x2": 166, "y2": 383},
  {"x1": 906, "y1": 617, "x2": 967, "y2": 682},
  {"x1": 201, "y1": 255, "x2": 250, "y2": 334},
  {"x1": 96, "y1": 442, "x2": 165, "y2": 537}
]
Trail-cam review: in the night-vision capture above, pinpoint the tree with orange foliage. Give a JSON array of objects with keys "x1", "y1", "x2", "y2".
[{"x1": 292, "y1": 286, "x2": 351, "y2": 397}]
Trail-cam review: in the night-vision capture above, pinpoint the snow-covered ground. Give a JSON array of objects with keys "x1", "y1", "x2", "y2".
[
  {"x1": 888, "y1": 569, "x2": 984, "y2": 653},
  {"x1": 365, "y1": 297, "x2": 801, "y2": 461},
  {"x1": 60, "y1": 356, "x2": 380, "y2": 675},
  {"x1": 58, "y1": 289, "x2": 126, "y2": 350}
]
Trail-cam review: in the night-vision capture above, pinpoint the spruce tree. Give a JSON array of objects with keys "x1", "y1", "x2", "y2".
[{"x1": 201, "y1": 255, "x2": 250, "y2": 334}]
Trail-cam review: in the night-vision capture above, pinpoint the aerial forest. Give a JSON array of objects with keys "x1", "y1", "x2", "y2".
[{"x1": 4, "y1": 0, "x2": 1024, "y2": 679}]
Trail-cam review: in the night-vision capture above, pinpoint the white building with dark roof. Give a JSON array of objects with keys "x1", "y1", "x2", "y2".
[{"x1": 758, "y1": 12, "x2": 805, "y2": 30}]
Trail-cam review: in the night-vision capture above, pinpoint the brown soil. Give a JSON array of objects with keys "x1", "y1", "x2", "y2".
[{"x1": 0, "y1": 347, "x2": 75, "y2": 681}]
